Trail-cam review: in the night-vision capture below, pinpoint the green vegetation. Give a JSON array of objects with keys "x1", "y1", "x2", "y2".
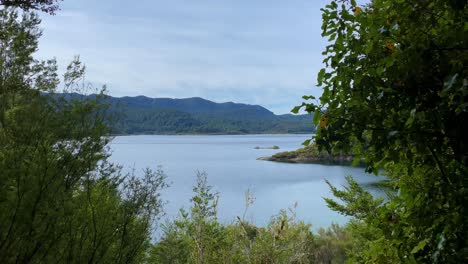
[
  {"x1": 0, "y1": 0, "x2": 62, "y2": 14},
  {"x1": 295, "y1": 0, "x2": 467, "y2": 262},
  {"x1": 102, "y1": 95, "x2": 315, "y2": 135},
  {"x1": 149, "y1": 172, "x2": 354, "y2": 264},
  {"x1": 55, "y1": 93, "x2": 315, "y2": 135},
  {"x1": 1, "y1": 0, "x2": 466, "y2": 263},
  {"x1": 0, "y1": 7, "x2": 166, "y2": 263}
]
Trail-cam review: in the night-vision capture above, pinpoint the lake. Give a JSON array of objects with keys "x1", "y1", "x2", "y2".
[{"x1": 109, "y1": 134, "x2": 383, "y2": 229}]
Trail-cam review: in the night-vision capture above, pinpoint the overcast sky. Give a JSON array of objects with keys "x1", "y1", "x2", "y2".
[{"x1": 36, "y1": 0, "x2": 332, "y2": 114}]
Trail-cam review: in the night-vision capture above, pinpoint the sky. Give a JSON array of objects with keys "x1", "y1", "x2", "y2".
[{"x1": 36, "y1": 0, "x2": 332, "y2": 114}]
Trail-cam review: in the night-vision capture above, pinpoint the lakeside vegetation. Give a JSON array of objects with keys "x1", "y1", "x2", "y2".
[
  {"x1": 47, "y1": 93, "x2": 315, "y2": 135},
  {"x1": 111, "y1": 110, "x2": 314, "y2": 135},
  {"x1": 149, "y1": 172, "x2": 361, "y2": 263},
  {"x1": 0, "y1": 0, "x2": 466, "y2": 263},
  {"x1": 61, "y1": 94, "x2": 315, "y2": 135}
]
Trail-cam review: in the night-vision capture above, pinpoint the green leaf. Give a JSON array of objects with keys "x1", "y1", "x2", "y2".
[
  {"x1": 352, "y1": 156, "x2": 361, "y2": 167},
  {"x1": 411, "y1": 240, "x2": 427, "y2": 254},
  {"x1": 313, "y1": 110, "x2": 322, "y2": 125},
  {"x1": 291, "y1": 105, "x2": 302, "y2": 114},
  {"x1": 405, "y1": 109, "x2": 416, "y2": 127},
  {"x1": 444, "y1": 73, "x2": 458, "y2": 90},
  {"x1": 302, "y1": 95, "x2": 315, "y2": 100},
  {"x1": 376, "y1": 67, "x2": 384, "y2": 76},
  {"x1": 317, "y1": 68, "x2": 326, "y2": 86}
]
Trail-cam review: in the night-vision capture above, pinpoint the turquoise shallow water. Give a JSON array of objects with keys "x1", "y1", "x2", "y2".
[{"x1": 109, "y1": 134, "x2": 382, "y2": 229}]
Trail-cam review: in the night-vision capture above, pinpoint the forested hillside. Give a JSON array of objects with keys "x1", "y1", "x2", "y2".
[{"x1": 58, "y1": 93, "x2": 315, "y2": 134}]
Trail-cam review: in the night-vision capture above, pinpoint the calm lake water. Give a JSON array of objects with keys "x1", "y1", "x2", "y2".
[{"x1": 109, "y1": 134, "x2": 383, "y2": 229}]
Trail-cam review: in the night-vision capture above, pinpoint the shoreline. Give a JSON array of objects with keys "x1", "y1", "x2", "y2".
[
  {"x1": 257, "y1": 155, "x2": 355, "y2": 166},
  {"x1": 111, "y1": 133, "x2": 315, "y2": 137}
]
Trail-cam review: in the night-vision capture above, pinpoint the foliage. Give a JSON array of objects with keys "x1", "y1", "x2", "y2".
[
  {"x1": 0, "y1": 0, "x2": 62, "y2": 14},
  {"x1": 63, "y1": 94, "x2": 316, "y2": 135},
  {"x1": 150, "y1": 172, "x2": 229, "y2": 264},
  {"x1": 296, "y1": 0, "x2": 468, "y2": 262},
  {"x1": 0, "y1": 8, "x2": 167, "y2": 263},
  {"x1": 313, "y1": 223, "x2": 351, "y2": 264},
  {"x1": 150, "y1": 173, "x2": 355, "y2": 264}
]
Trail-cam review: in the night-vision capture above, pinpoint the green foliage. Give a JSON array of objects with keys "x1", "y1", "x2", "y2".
[
  {"x1": 150, "y1": 173, "x2": 357, "y2": 264},
  {"x1": 313, "y1": 223, "x2": 350, "y2": 264},
  {"x1": 297, "y1": 0, "x2": 468, "y2": 262},
  {"x1": 0, "y1": 0, "x2": 62, "y2": 14},
  {"x1": 98, "y1": 96, "x2": 316, "y2": 135},
  {"x1": 244, "y1": 209, "x2": 316, "y2": 264},
  {"x1": 150, "y1": 172, "x2": 228, "y2": 264},
  {"x1": 0, "y1": 8, "x2": 167, "y2": 263},
  {"x1": 325, "y1": 176, "x2": 384, "y2": 220}
]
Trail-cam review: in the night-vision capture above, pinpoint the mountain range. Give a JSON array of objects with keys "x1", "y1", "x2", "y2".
[{"x1": 58, "y1": 94, "x2": 315, "y2": 135}]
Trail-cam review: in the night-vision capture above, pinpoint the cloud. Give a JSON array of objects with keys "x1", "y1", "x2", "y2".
[{"x1": 36, "y1": 0, "x2": 329, "y2": 114}]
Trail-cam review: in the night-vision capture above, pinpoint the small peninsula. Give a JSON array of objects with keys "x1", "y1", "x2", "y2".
[{"x1": 257, "y1": 144, "x2": 354, "y2": 165}]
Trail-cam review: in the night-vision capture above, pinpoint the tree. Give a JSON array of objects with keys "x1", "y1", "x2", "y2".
[
  {"x1": 0, "y1": 10, "x2": 44, "y2": 128},
  {"x1": 0, "y1": 7, "x2": 167, "y2": 263},
  {"x1": 296, "y1": 0, "x2": 467, "y2": 262},
  {"x1": 150, "y1": 172, "x2": 230, "y2": 264},
  {"x1": 0, "y1": 0, "x2": 62, "y2": 14},
  {"x1": 150, "y1": 173, "x2": 320, "y2": 264}
]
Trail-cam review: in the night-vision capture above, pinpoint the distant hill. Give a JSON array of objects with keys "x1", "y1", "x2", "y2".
[{"x1": 56, "y1": 93, "x2": 315, "y2": 135}]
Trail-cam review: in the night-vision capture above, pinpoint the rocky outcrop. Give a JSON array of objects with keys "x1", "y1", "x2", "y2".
[{"x1": 257, "y1": 144, "x2": 355, "y2": 165}]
